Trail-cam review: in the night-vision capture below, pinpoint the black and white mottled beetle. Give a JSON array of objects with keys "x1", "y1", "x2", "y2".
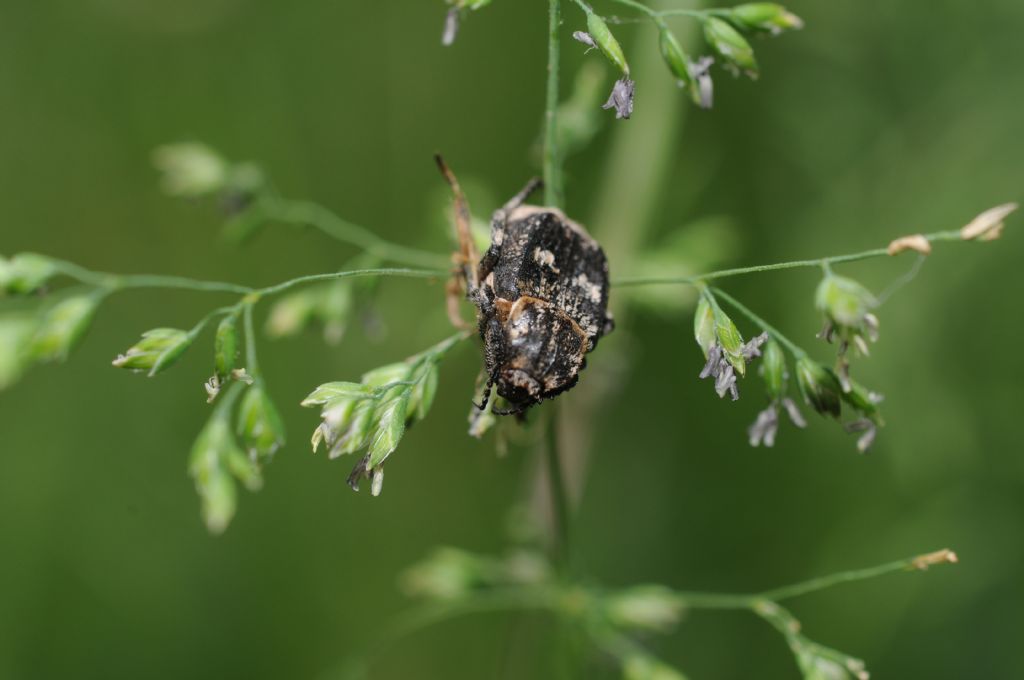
[{"x1": 437, "y1": 157, "x2": 614, "y2": 416}]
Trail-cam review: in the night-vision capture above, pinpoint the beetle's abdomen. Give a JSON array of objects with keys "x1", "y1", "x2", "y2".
[{"x1": 495, "y1": 296, "x2": 586, "y2": 401}]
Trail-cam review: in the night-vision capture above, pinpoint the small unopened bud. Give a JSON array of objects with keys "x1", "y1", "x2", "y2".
[
  {"x1": 696, "y1": 294, "x2": 768, "y2": 400},
  {"x1": 760, "y1": 339, "x2": 786, "y2": 399},
  {"x1": 841, "y1": 379, "x2": 883, "y2": 420},
  {"x1": 237, "y1": 384, "x2": 286, "y2": 461},
  {"x1": 887, "y1": 234, "x2": 932, "y2": 256},
  {"x1": 796, "y1": 357, "x2": 842, "y2": 418},
  {"x1": 703, "y1": 17, "x2": 758, "y2": 78},
  {"x1": 623, "y1": 655, "x2": 687, "y2": 680},
  {"x1": 798, "y1": 651, "x2": 863, "y2": 680},
  {"x1": 0, "y1": 313, "x2": 37, "y2": 390},
  {"x1": 912, "y1": 548, "x2": 958, "y2": 570},
  {"x1": 729, "y1": 3, "x2": 804, "y2": 35},
  {"x1": 213, "y1": 314, "x2": 238, "y2": 383},
  {"x1": 401, "y1": 547, "x2": 484, "y2": 600},
  {"x1": 605, "y1": 585, "x2": 685, "y2": 633},
  {"x1": 319, "y1": 280, "x2": 355, "y2": 345},
  {"x1": 152, "y1": 143, "x2": 227, "y2": 198},
  {"x1": 658, "y1": 28, "x2": 691, "y2": 87},
  {"x1": 303, "y1": 381, "x2": 377, "y2": 458},
  {"x1": 265, "y1": 287, "x2": 319, "y2": 339},
  {"x1": 711, "y1": 305, "x2": 746, "y2": 375},
  {"x1": 815, "y1": 273, "x2": 877, "y2": 328},
  {"x1": 960, "y1": 202, "x2": 1017, "y2": 241},
  {"x1": 30, "y1": 294, "x2": 101, "y2": 363},
  {"x1": 586, "y1": 12, "x2": 630, "y2": 75},
  {"x1": 1, "y1": 253, "x2": 57, "y2": 296},
  {"x1": 189, "y1": 415, "x2": 253, "y2": 534},
  {"x1": 112, "y1": 328, "x2": 193, "y2": 376},
  {"x1": 693, "y1": 297, "x2": 717, "y2": 357}
]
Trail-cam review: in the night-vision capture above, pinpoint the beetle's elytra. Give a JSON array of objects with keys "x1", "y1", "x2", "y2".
[{"x1": 438, "y1": 157, "x2": 613, "y2": 415}]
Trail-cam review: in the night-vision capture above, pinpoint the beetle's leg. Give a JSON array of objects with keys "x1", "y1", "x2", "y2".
[
  {"x1": 492, "y1": 403, "x2": 530, "y2": 420},
  {"x1": 435, "y1": 154, "x2": 478, "y2": 328},
  {"x1": 477, "y1": 244, "x2": 500, "y2": 285},
  {"x1": 473, "y1": 377, "x2": 494, "y2": 411}
]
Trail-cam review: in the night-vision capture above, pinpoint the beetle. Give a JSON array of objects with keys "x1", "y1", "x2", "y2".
[{"x1": 437, "y1": 156, "x2": 613, "y2": 416}]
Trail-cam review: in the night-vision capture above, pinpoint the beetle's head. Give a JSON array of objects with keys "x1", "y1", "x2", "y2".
[{"x1": 496, "y1": 367, "x2": 543, "y2": 408}]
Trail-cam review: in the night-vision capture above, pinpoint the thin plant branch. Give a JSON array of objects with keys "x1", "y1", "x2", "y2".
[
  {"x1": 44, "y1": 258, "x2": 445, "y2": 300},
  {"x1": 612, "y1": 229, "x2": 964, "y2": 287},
  {"x1": 544, "y1": 0, "x2": 564, "y2": 206},
  {"x1": 258, "y1": 196, "x2": 450, "y2": 269}
]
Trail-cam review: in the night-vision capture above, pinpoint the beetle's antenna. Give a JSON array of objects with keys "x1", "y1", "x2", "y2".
[{"x1": 503, "y1": 177, "x2": 544, "y2": 213}]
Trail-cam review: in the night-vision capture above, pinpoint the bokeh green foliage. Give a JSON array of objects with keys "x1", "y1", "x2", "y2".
[{"x1": 0, "y1": 1, "x2": 1022, "y2": 679}]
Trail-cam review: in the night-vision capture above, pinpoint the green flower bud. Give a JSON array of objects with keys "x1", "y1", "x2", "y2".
[
  {"x1": 711, "y1": 303, "x2": 746, "y2": 375},
  {"x1": 760, "y1": 339, "x2": 786, "y2": 399},
  {"x1": 401, "y1": 547, "x2": 486, "y2": 600},
  {"x1": 195, "y1": 463, "x2": 236, "y2": 535},
  {"x1": 301, "y1": 381, "x2": 371, "y2": 407},
  {"x1": 694, "y1": 297, "x2": 717, "y2": 357},
  {"x1": 0, "y1": 313, "x2": 37, "y2": 390},
  {"x1": 265, "y1": 279, "x2": 358, "y2": 345},
  {"x1": 815, "y1": 274, "x2": 876, "y2": 328},
  {"x1": 703, "y1": 16, "x2": 758, "y2": 78},
  {"x1": 265, "y1": 286, "x2": 319, "y2": 339},
  {"x1": 658, "y1": 28, "x2": 692, "y2": 87},
  {"x1": 797, "y1": 649, "x2": 867, "y2": 680},
  {"x1": 237, "y1": 384, "x2": 286, "y2": 461},
  {"x1": 112, "y1": 328, "x2": 193, "y2": 376},
  {"x1": 225, "y1": 446, "x2": 262, "y2": 491},
  {"x1": 338, "y1": 401, "x2": 378, "y2": 457},
  {"x1": 303, "y1": 382, "x2": 371, "y2": 454},
  {"x1": 795, "y1": 357, "x2": 842, "y2": 418},
  {"x1": 623, "y1": 655, "x2": 687, "y2": 680},
  {"x1": 729, "y1": 3, "x2": 804, "y2": 35},
  {"x1": 841, "y1": 379, "x2": 884, "y2": 424},
  {"x1": 1, "y1": 253, "x2": 56, "y2": 296},
  {"x1": 362, "y1": 361, "x2": 411, "y2": 389},
  {"x1": 605, "y1": 585, "x2": 685, "y2": 633},
  {"x1": 152, "y1": 143, "x2": 227, "y2": 198},
  {"x1": 368, "y1": 389, "x2": 411, "y2": 469},
  {"x1": 214, "y1": 314, "x2": 238, "y2": 381},
  {"x1": 319, "y1": 280, "x2": 354, "y2": 345},
  {"x1": 189, "y1": 414, "x2": 257, "y2": 534},
  {"x1": 410, "y1": 363, "x2": 440, "y2": 420},
  {"x1": 30, "y1": 294, "x2": 101, "y2": 363},
  {"x1": 586, "y1": 11, "x2": 630, "y2": 75}
]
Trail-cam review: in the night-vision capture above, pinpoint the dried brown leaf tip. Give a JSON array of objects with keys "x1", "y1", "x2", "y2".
[
  {"x1": 960, "y1": 202, "x2": 1018, "y2": 241},
  {"x1": 912, "y1": 548, "x2": 959, "y2": 570},
  {"x1": 887, "y1": 234, "x2": 932, "y2": 256}
]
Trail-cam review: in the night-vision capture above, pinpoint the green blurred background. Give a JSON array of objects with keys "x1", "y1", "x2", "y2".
[{"x1": 1, "y1": 1, "x2": 1022, "y2": 678}]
